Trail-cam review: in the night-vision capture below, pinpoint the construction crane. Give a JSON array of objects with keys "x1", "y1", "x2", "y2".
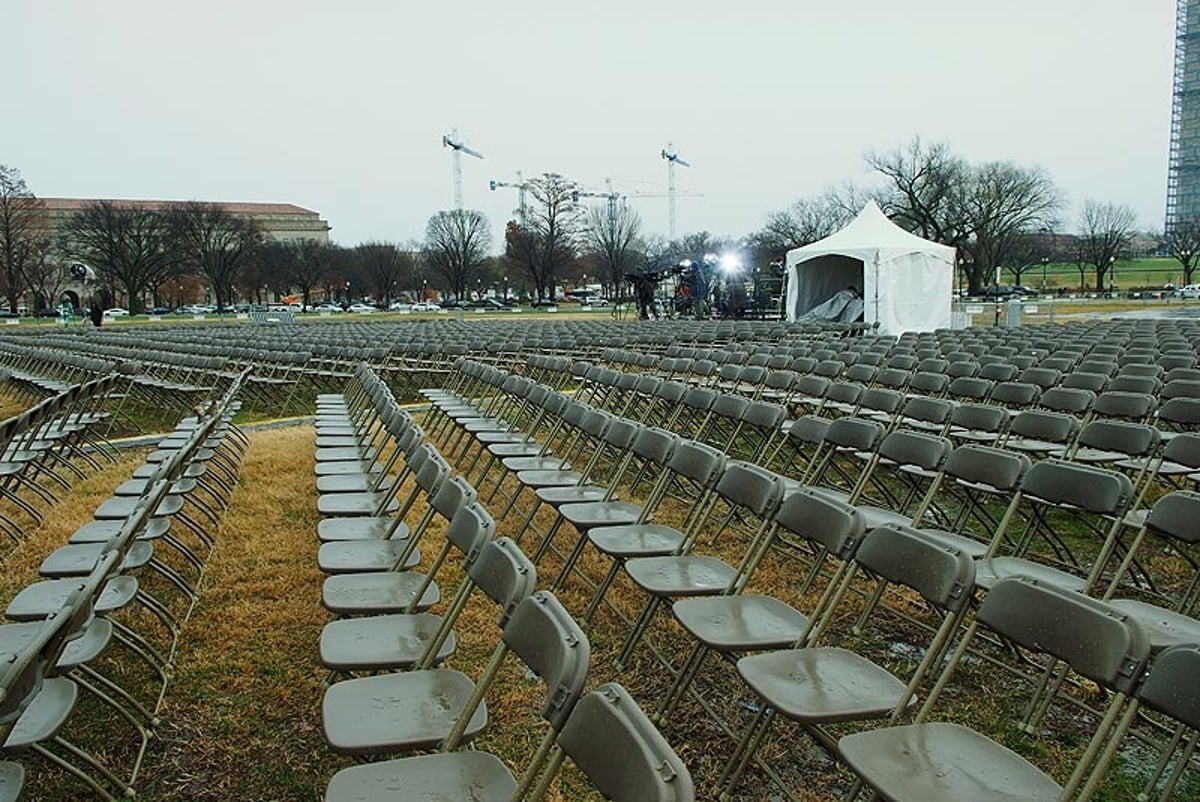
[
  {"x1": 488, "y1": 171, "x2": 529, "y2": 224},
  {"x1": 442, "y1": 129, "x2": 484, "y2": 210},
  {"x1": 572, "y1": 178, "x2": 624, "y2": 219},
  {"x1": 660, "y1": 144, "x2": 691, "y2": 242}
]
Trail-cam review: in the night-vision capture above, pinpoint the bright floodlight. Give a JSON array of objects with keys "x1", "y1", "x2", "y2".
[{"x1": 719, "y1": 253, "x2": 742, "y2": 275}]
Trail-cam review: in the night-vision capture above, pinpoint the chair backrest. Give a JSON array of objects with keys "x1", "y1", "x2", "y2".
[
  {"x1": 1019, "y1": 459, "x2": 1133, "y2": 516},
  {"x1": 854, "y1": 524, "x2": 975, "y2": 612},
  {"x1": 1007, "y1": 410, "x2": 1078, "y2": 443},
  {"x1": 877, "y1": 430, "x2": 952, "y2": 472},
  {"x1": 944, "y1": 445, "x2": 1031, "y2": 491},
  {"x1": 1075, "y1": 420, "x2": 1159, "y2": 458},
  {"x1": 978, "y1": 578, "x2": 1148, "y2": 694},
  {"x1": 502, "y1": 591, "x2": 591, "y2": 730},
  {"x1": 468, "y1": 537, "x2": 537, "y2": 626},
  {"x1": 1039, "y1": 387, "x2": 1095, "y2": 415},
  {"x1": 1136, "y1": 644, "x2": 1200, "y2": 730},
  {"x1": 630, "y1": 426, "x2": 679, "y2": 465},
  {"x1": 901, "y1": 396, "x2": 952, "y2": 426},
  {"x1": 713, "y1": 462, "x2": 785, "y2": 516},
  {"x1": 822, "y1": 417, "x2": 885, "y2": 452},
  {"x1": 990, "y1": 381, "x2": 1041, "y2": 409},
  {"x1": 1145, "y1": 490, "x2": 1200, "y2": 544},
  {"x1": 445, "y1": 501, "x2": 495, "y2": 561},
  {"x1": 556, "y1": 683, "x2": 695, "y2": 802},
  {"x1": 772, "y1": 488, "x2": 866, "y2": 557},
  {"x1": 666, "y1": 440, "x2": 726, "y2": 485}
]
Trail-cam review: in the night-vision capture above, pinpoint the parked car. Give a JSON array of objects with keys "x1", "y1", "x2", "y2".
[
  {"x1": 411, "y1": 301, "x2": 441, "y2": 312},
  {"x1": 346, "y1": 303, "x2": 376, "y2": 314},
  {"x1": 388, "y1": 301, "x2": 412, "y2": 312},
  {"x1": 312, "y1": 303, "x2": 342, "y2": 314},
  {"x1": 439, "y1": 299, "x2": 468, "y2": 309},
  {"x1": 1179, "y1": 284, "x2": 1200, "y2": 299},
  {"x1": 467, "y1": 298, "x2": 505, "y2": 310},
  {"x1": 103, "y1": 307, "x2": 129, "y2": 318},
  {"x1": 36, "y1": 308, "x2": 63, "y2": 318},
  {"x1": 148, "y1": 306, "x2": 171, "y2": 315},
  {"x1": 582, "y1": 296, "x2": 609, "y2": 308}
]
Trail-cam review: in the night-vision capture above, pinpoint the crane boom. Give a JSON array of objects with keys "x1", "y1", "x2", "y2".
[{"x1": 443, "y1": 130, "x2": 484, "y2": 209}]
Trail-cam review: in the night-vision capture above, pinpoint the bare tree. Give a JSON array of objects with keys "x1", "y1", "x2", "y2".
[
  {"x1": 21, "y1": 237, "x2": 72, "y2": 311},
  {"x1": 960, "y1": 161, "x2": 1060, "y2": 292},
  {"x1": 1166, "y1": 215, "x2": 1200, "y2": 286},
  {"x1": 65, "y1": 200, "x2": 180, "y2": 313},
  {"x1": 584, "y1": 203, "x2": 641, "y2": 302},
  {"x1": 356, "y1": 242, "x2": 415, "y2": 303},
  {"x1": 0, "y1": 165, "x2": 45, "y2": 313},
  {"x1": 748, "y1": 190, "x2": 850, "y2": 263},
  {"x1": 423, "y1": 209, "x2": 491, "y2": 300},
  {"x1": 292, "y1": 240, "x2": 338, "y2": 309},
  {"x1": 508, "y1": 173, "x2": 583, "y2": 302},
  {"x1": 867, "y1": 138, "x2": 971, "y2": 247},
  {"x1": 170, "y1": 202, "x2": 263, "y2": 311},
  {"x1": 1078, "y1": 200, "x2": 1137, "y2": 292}
]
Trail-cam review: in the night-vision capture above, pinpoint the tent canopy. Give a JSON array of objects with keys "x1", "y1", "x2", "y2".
[{"x1": 785, "y1": 201, "x2": 955, "y2": 335}]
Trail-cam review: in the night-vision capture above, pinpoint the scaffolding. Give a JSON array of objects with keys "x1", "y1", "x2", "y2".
[{"x1": 1168, "y1": 0, "x2": 1200, "y2": 231}]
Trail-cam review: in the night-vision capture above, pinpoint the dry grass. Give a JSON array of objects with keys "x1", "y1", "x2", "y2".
[{"x1": 3, "y1": 418, "x2": 1196, "y2": 801}]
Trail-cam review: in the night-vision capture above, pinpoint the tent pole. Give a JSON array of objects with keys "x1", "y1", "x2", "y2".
[{"x1": 873, "y1": 251, "x2": 881, "y2": 332}]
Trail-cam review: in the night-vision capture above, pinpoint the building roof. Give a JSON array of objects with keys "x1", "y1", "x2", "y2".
[{"x1": 39, "y1": 197, "x2": 322, "y2": 218}]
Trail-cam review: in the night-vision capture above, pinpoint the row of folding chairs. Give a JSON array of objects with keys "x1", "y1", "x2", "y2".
[
  {"x1": 433, "y1": 358, "x2": 1200, "y2": 799},
  {"x1": 308, "y1": 363, "x2": 697, "y2": 801},
  {"x1": 0, "y1": 372, "x2": 249, "y2": 800},
  {"x1": 0, "y1": 374, "x2": 127, "y2": 557}
]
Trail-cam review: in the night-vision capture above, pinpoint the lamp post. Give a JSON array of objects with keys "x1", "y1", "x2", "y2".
[{"x1": 1041, "y1": 256, "x2": 1049, "y2": 290}]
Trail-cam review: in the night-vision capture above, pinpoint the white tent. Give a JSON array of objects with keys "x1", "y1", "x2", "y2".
[{"x1": 784, "y1": 201, "x2": 955, "y2": 335}]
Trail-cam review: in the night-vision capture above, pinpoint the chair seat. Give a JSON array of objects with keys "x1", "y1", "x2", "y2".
[
  {"x1": 39, "y1": 541, "x2": 154, "y2": 577},
  {"x1": 623, "y1": 556, "x2": 737, "y2": 597},
  {"x1": 316, "y1": 446, "x2": 374, "y2": 463},
  {"x1": 93, "y1": 494, "x2": 183, "y2": 521},
  {"x1": 534, "y1": 485, "x2": 607, "y2": 505},
  {"x1": 113, "y1": 477, "x2": 196, "y2": 497},
  {"x1": 673, "y1": 595, "x2": 807, "y2": 651},
  {"x1": 317, "y1": 492, "x2": 400, "y2": 517},
  {"x1": 839, "y1": 722, "x2": 1061, "y2": 802},
  {"x1": 316, "y1": 473, "x2": 390, "y2": 493},
  {"x1": 317, "y1": 517, "x2": 408, "y2": 542},
  {"x1": 315, "y1": 460, "x2": 374, "y2": 476},
  {"x1": 320, "y1": 613, "x2": 455, "y2": 671},
  {"x1": 324, "y1": 750, "x2": 514, "y2": 802},
  {"x1": 318, "y1": 541, "x2": 420, "y2": 574},
  {"x1": 322, "y1": 669, "x2": 485, "y2": 754},
  {"x1": 322, "y1": 573, "x2": 439, "y2": 615},
  {"x1": 69, "y1": 518, "x2": 170, "y2": 544},
  {"x1": 476, "y1": 431, "x2": 529, "y2": 444},
  {"x1": 2, "y1": 677, "x2": 78, "y2": 749},
  {"x1": 588, "y1": 524, "x2": 683, "y2": 557},
  {"x1": 316, "y1": 435, "x2": 363, "y2": 448},
  {"x1": 516, "y1": 469, "x2": 584, "y2": 488},
  {"x1": 973, "y1": 558, "x2": 1086, "y2": 593},
  {"x1": 0, "y1": 760, "x2": 23, "y2": 802},
  {"x1": 1106, "y1": 598, "x2": 1200, "y2": 651},
  {"x1": 738, "y1": 647, "x2": 910, "y2": 723},
  {"x1": 500, "y1": 455, "x2": 567, "y2": 471},
  {"x1": 6, "y1": 576, "x2": 139, "y2": 621},
  {"x1": 491, "y1": 443, "x2": 552, "y2": 459},
  {"x1": 0, "y1": 618, "x2": 113, "y2": 670},
  {"x1": 558, "y1": 500, "x2": 642, "y2": 529}
]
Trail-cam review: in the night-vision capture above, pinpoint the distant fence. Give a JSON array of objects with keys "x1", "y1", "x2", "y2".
[{"x1": 249, "y1": 310, "x2": 296, "y2": 324}]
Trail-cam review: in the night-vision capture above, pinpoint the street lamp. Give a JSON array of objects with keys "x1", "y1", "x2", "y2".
[{"x1": 1041, "y1": 256, "x2": 1050, "y2": 290}]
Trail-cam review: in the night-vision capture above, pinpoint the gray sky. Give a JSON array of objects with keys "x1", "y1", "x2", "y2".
[{"x1": 5, "y1": 1, "x2": 1175, "y2": 249}]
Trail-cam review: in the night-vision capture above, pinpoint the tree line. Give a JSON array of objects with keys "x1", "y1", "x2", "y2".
[{"x1": 4, "y1": 141, "x2": 1189, "y2": 318}]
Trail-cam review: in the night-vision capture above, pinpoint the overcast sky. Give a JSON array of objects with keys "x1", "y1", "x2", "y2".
[{"x1": 5, "y1": 1, "x2": 1175, "y2": 249}]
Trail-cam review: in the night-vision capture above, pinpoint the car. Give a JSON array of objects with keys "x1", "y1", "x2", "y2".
[
  {"x1": 531, "y1": 299, "x2": 559, "y2": 308},
  {"x1": 1011, "y1": 285, "x2": 1039, "y2": 298},
  {"x1": 467, "y1": 298, "x2": 505, "y2": 310},
  {"x1": 411, "y1": 301, "x2": 440, "y2": 312},
  {"x1": 311, "y1": 303, "x2": 342, "y2": 314},
  {"x1": 102, "y1": 307, "x2": 129, "y2": 318},
  {"x1": 582, "y1": 296, "x2": 609, "y2": 308},
  {"x1": 347, "y1": 303, "x2": 376, "y2": 314},
  {"x1": 388, "y1": 301, "x2": 412, "y2": 312},
  {"x1": 36, "y1": 308, "x2": 64, "y2": 318},
  {"x1": 1179, "y1": 285, "x2": 1200, "y2": 299},
  {"x1": 439, "y1": 299, "x2": 468, "y2": 309}
]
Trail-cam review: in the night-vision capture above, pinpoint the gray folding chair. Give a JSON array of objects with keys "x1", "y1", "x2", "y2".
[
  {"x1": 321, "y1": 590, "x2": 589, "y2": 757},
  {"x1": 839, "y1": 577, "x2": 1151, "y2": 802},
  {"x1": 320, "y1": 535, "x2": 535, "y2": 676},
  {"x1": 323, "y1": 683, "x2": 693, "y2": 802}
]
